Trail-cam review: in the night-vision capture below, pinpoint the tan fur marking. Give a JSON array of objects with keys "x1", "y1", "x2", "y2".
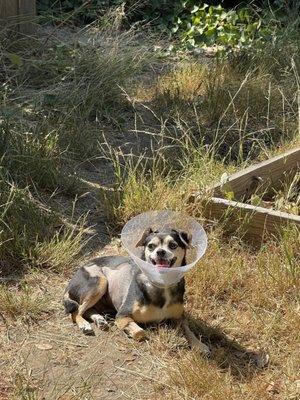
[
  {"x1": 72, "y1": 275, "x2": 108, "y2": 330},
  {"x1": 132, "y1": 301, "x2": 184, "y2": 323},
  {"x1": 125, "y1": 322, "x2": 146, "y2": 341},
  {"x1": 98, "y1": 276, "x2": 107, "y2": 295},
  {"x1": 115, "y1": 316, "x2": 146, "y2": 340},
  {"x1": 115, "y1": 316, "x2": 134, "y2": 330},
  {"x1": 71, "y1": 312, "x2": 76, "y2": 323},
  {"x1": 73, "y1": 313, "x2": 87, "y2": 326}
]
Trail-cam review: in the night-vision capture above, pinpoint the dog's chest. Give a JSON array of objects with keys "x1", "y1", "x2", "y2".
[{"x1": 132, "y1": 283, "x2": 184, "y2": 323}]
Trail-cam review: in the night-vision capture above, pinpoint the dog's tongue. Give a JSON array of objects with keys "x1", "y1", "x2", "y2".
[{"x1": 157, "y1": 259, "x2": 170, "y2": 268}]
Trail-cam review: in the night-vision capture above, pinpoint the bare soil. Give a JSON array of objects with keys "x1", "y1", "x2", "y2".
[{"x1": 0, "y1": 158, "x2": 164, "y2": 400}]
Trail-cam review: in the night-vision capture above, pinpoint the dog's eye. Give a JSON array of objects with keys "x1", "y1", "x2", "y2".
[
  {"x1": 148, "y1": 243, "x2": 156, "y2": 251},
  {"x1": 169, "y1": 242, "x2": 178, "y2": 250}
]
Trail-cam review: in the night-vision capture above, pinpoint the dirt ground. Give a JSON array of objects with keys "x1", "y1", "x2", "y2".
[
  {"x1": 0, "y1": 101, "x2": 183, "y2": 398},
  {"x1": 0, "y1": 161, "x2": 164, "y2": 400},
  {"x1": 0, "y1": 25, "x2": 181, "y2": 399},
  {"x1": 0, "y1": 154, "x2": 271, "y2": 400}
]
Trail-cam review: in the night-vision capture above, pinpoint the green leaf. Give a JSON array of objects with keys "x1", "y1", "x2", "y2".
[
  {"x1": 250, "y1": 195, "x2": 262, "y2": 206},
  {"x1": 2, "y1": 107, "x2": 14, "y2": 118},
  {"x1": 199, "y1": 4, "x2": 209, "y2": 11},
  {"x1": 205, "y1": 27, "x2": 216, "y2": 36},
  {"x1": 7, "y1": 53, "x2": 23, "y2": 67},
  {"x1": 224, "y1": 191, "x2": 235, "y2": 201},
  {"x1": 196, "y1": 27, "x2": 204, "y2": 35},
  {"x1": 187, "y1": 38, "x2": 195, "y2": 47},
  {"x1": 44, "y1": 94, "x2": 58, "y2": 106}
]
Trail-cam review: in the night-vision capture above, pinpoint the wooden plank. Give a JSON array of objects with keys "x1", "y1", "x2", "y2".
[
  {"x1": 203, "y1": 197, "x2": 300, "y2": 243},
  {"x1": 0, "y1": 0, "x2": 36, "y2": 35},
  {"x1": 211, "y1": 147, "x2": 300, "y2": 201},
  {"x1": 18, "y1": 0, "x2": 36, "y2": 35},
  {"x1": 0, "y1": 0, "x2": 19, "y2": 27}
]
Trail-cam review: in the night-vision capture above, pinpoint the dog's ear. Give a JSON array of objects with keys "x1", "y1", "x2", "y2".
[
  {"x1": 178, "y1": 231, "x2": 192, "y2": 248},
  {"x1": 135, "y1": 228, "x2": 153, "y2": 247}
]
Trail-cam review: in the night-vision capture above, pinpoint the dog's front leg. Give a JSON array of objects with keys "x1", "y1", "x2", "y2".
[
  {"x1": 181, "y1": 318, "x2": 211, "y2": 357},
  {"x1": 115, "y1": 316, "x2": 147, "y2": 341}
]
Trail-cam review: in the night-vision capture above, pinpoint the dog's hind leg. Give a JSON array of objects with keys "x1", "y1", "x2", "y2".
[
  {"x1": 84, "y1": 308, "x2": 109, "y2": 331},
  {"x1": 71, "y1": 274, "x2": 108, "y2": 335}
]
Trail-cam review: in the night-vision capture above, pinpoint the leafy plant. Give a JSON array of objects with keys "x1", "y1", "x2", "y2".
[{"x1": 173, "y1": 2, "x2": 264, "y2": 52}]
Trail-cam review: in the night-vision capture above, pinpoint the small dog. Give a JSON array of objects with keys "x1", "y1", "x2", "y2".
[{"x1": 63, "y1": 228, "x2": 210, "y2": 356}]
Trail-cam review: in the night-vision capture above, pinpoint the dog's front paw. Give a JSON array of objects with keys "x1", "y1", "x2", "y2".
[
  {"x1": 79, "y1": 321, "x2": 95, "y2": 336},
  {"x1": 125, "y1": 322, "x2": 147, "y2": 341},
  {"x1": 93, "y1": 315, "x2": 109, "y2": 331},
  {"x1": 132, "y1": 328, "x2": 147, "y2": 342}
]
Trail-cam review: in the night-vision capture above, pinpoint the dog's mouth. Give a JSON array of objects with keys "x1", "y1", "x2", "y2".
[{"x1": 150, "y1": 257, "x2": 176, "y2": 268}]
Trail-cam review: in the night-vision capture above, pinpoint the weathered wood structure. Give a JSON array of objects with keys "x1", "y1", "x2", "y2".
[
  {"x1": 191, "y1": 147, "x2": 300, "y2": 243},
  {"x1": 0, "y1": 0, "x2": 36, "y2": 35}
]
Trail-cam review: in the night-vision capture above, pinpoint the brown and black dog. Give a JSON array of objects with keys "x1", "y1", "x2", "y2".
[{"x1": 63, "y1": 228, "x2": 210, "y2": 356}]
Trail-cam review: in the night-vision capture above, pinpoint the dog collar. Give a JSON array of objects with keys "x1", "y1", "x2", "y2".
[{"x1": 121, "y1": 210, "x2": 208, "y2": 287}]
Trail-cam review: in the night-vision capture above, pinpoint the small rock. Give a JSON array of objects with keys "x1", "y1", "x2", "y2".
[
  {"x1": 35, "y1": 343, "x2": 53, "y2": 351},
  {"x1": 266, "y1": 379, "x2": 284, "y2": 395}
]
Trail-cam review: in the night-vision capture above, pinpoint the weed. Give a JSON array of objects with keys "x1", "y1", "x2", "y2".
[
  {"x1": 0, "y1": 179, "x2": 87, "y2": 273},
  {"x1": 135, "y1": 59, "x2": 297, "y2": 162},
  {"x1": 30, "y1": 215, "x2": 89, "y2": 272},
  {"x1": 99, "y1": 129, "x2": 235, "y2": 227},
  {"x1": 0, "y1": 283, "x2": 48, "y2": 321}
]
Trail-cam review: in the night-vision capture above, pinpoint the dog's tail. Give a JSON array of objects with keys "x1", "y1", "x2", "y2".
[{"x1": 63, "y1": 291, "x2": 79, "y2": 314}]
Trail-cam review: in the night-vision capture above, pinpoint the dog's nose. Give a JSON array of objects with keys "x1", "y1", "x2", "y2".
[{"x1": 157, "y1": 249, "x2": 166, "y2": 257}]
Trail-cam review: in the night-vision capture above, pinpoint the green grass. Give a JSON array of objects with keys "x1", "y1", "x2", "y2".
[
  {"x1": 30, "y1": 214, "x2": 88, "y2": 272},
  {"x1": 136, "y1": 59, "x2": 298, "y2": 162},
  {"x1": 99, "y1": 133, "x2": 235, "y2": 226},
  {"x1": 0, "y1": 180, "x2": 56, "y2": 266}
]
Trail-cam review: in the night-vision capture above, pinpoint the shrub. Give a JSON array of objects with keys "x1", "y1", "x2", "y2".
[{"x1": 172, "y1": 1, "x2": 300, "y2": 55}]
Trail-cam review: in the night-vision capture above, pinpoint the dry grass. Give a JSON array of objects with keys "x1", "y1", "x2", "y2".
[
  {"x1": 132, "y1": 59, "x2": 299, "y2": 163},
  {"x1": 136, "y1": 228, "x2": 299, "y2": 400},
  {"x1": 99, "y1": 145, "x2": 233, "y2": 226},
  {"x1": 269, "y1": 172, "x2": 299, "y2": 215},
  {"x1": 0, "y1": 283, "x2": 49, "y2": 322},
  {"x1": 0, "y1": 7, "x2": 299, "y2": 400},
  {"x1": 97, "y1": 49, "x2": 300, "y2": 398}
]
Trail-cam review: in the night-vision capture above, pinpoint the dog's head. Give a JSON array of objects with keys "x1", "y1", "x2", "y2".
[{"x1": 135, "y1": 228, "x2": 191, "y2": 268}]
